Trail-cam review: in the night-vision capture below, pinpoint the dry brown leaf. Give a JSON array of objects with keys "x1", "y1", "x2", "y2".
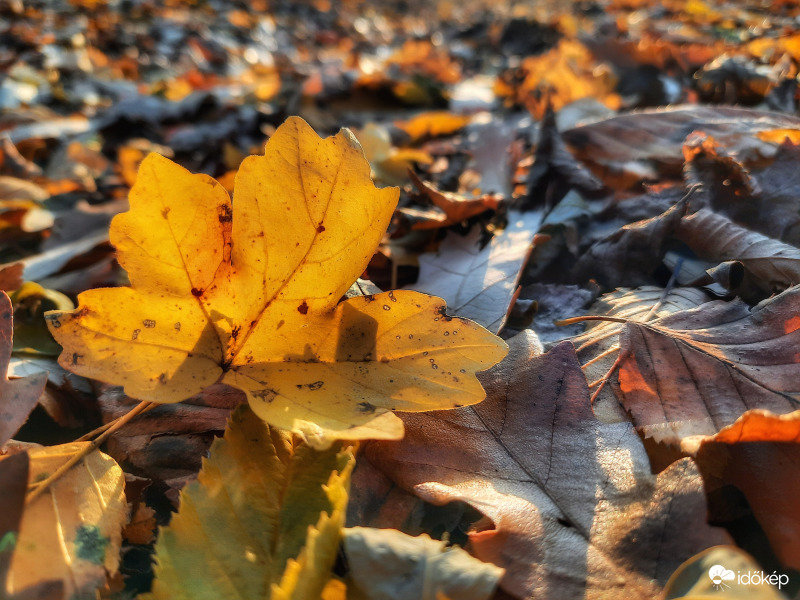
[
  {"x1": 685, "y1": 409, "x2": 800, "y2": 571},
  {"x1": 568, "y1": 286, "x2": 709, "y2": 418},
  {"x1": 674, "y1": 207, "x2": 800, "y2": 293},
  {"x1": 364, "y1": 333, "x2": 728, "y2": 599},
  {"x1": 0, "y1": 291, "x2": 48, "y2": 447},
  {"x1": 614, "y1": 286, "x2": 800, "y2": 450}
]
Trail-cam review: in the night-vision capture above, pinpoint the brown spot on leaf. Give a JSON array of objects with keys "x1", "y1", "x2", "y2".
[
  {"x1": 316, "y1": 224, "x2": 326, "y2": 233},
  {"x1": 217, "y1": 204, "x2": 233, "y2": 223},
  {"x1": 132, "y1": 329, "x2": 141, "y2": 340},
  {"x1": 143, "y1": 319, "x2": 156, "y2": 328},
  {"x1": 297, "y1": 301, "x2": 309, "y2": 315},
  {"x1": 356, "y1": 402, "x2": 376, "y2": 414},
  {"x1": 296, "y1": 381, "x2": 324, "y2": 391},
  {"x1": 191, "y1": 288, "x2": 204, "y2": 297},
  {"x1": 174, "y1": 322, "x2": 181, "y2": 332},
  {"x1": 251, "y1": 389, "x2": 277, "y2": 403},
  {"x1": 161, "y1": 207, "x2": 170, "y2": 218}
]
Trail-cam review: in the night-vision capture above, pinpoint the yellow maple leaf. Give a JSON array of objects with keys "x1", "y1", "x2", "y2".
[{"x1": 45, "y1": 117, "x2": 507, "y2": 447}]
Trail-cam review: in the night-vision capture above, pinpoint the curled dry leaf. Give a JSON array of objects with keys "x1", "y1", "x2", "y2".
[
  {"x1": 147, "y1": 404, "x2": 354, "y2": 600},
  {"x1": 8, "y1": 443, "x2": 126, "y2": 599},
  {"x1": 614, "y1": 285, "x2": 800, "y2": 450},
  {"x1": 343, "y1": 527, "x2": 503, "y2": 600},
  {"x1": 573, "y1": 199, "x2": 687, "y2": 288},
  {"x1": 562, "y1": 106, "x2": 800, "y2": 190},
  {"x1": 45, "y1": 117, "x2": 507, "y2": 448},
  {"x1": 674, "y1": 207, "x2": 800, "y2": 293},
  {"x1": 364, "y1": 334, "x2": 728, "y2": 599},
  {"x1": 0, "y1": 291, "x2": 48, "y2": 447},
  {"x1": 685, "y1": 409, "x2": 800, "y2": 571},
  {"x1": 407, "y1": 170, "x2": 500, "y2": 230}
]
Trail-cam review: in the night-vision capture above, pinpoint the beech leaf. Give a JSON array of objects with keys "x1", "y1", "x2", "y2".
[
  {"x1": 146, "y1": 404, "x2": 354, "y2": 600},
  {"x1": 45, "y1": 117, "x2": 507, "y2": 447}
]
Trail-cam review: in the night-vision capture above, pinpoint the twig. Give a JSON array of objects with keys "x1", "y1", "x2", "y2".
[
  {"x1": 26, "y1": 400, "x2": 151, "y2": 503},
  {"x1": 76, "y1": 401, "x2": 155, "y2": 442}
]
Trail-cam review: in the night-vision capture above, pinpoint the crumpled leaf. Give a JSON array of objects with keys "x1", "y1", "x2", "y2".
[
  {"x1": 573, "y1": 199, "x2": 687, "y2": 288},
  {"x1": 0, "y1": 291, "x2": 48, "y2": 447},
  {"x1": 407, "y1": 210, "x2": 543, "y2": 333},
  {"x1": 685, "y1": 409, "x2": 800, "y2": 571},
  {"x1": 406, "y1": 170, "x2": 500, "y2": 230},
  {"x1": 364, "y1": 334, "x2": 729, "y2": 599},
  {"x1": 46, "y1": 117, "x2": 507, "y2": 448},
  {"x1": 343, "y1": 527, "x2": 503, "y2": 600},
  {"x1": 147, "y1": 404, "x2": 354, "y2": 600},
  {"x1": 562, "y1": 106, "x2": 800, "y2": 190},
  {"x1": 663, "y1": 546, "x2": 789, "y2": 599},
  {"x1": 673, "y1": 207, "x2": 800, "y2": 294},
  {"x1": 8, "y1": 443, "x2": 126, "y2": 599},
  {"x1": 614, "y1": 286, "x2": 800, "y2": 450},
  {"x1": 568, "y1": 286, "x2": 709, "y2": 418}
]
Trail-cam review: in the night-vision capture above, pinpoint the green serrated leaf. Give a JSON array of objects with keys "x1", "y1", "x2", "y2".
[{"x1": 146, "y1": 404, "x2": 355, "y2": 600}]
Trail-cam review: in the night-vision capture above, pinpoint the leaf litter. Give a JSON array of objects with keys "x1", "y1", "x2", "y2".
[{"x1": 3, "y1": 0, "x2": 800, "y2": 597}]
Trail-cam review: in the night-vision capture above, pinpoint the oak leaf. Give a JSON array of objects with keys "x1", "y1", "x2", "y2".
[
  {"x1": 146, "y1": 404, "x2": 354, "y2": 600},
  {"x1": 363, "y1": 334, "x2": 728, "y2": 599},
  {"x1": 45, "y1": 117, "x2": 507, "y2": 447}
]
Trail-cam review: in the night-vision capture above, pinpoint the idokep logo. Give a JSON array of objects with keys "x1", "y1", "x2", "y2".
[
  {"x1": 708, "y1": 564, "x2": 790, "y2": 591},
  {"x1": 708, "y1": 565, "x2": 735, "y2": 590}
]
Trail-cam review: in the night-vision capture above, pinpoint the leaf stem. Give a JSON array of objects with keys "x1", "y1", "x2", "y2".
[
  {"x1": 555, "y1": 315, "x2": 629, "y2": 326},
  {"x1": 26, "y1": 400, "x2": 151, "y2": 503},
  {"x1": 589, "y1": 352, "x2": 625, "y2": 405}
]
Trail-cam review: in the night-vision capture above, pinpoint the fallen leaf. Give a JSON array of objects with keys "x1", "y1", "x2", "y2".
[
  {"x1": 147, "y1": 404, "x2": 354, "y2": 600},
  {"x1": 573, "y1": 199, "x2": 687, "y2": 288},
  {"x1": 406, "y1": 209, "x2": 543, "y2": 333},
  {"x1": 0, "y1": 453, "x2": 64, "y2": 600},
  {"x1": 0, "y1": 291, "x2": 48, "y2": 447},
  {"x1": 364, "y1": 334, "x2": 729, "y2": 599},
  {"x1": 407, "y1": 170, "x2": 500, "y2": 229},
  {"x1": 686, "y1": 410, "x2": 800, "y2": 571},
  {"x1": 46, "y1": 117, "x2": 507, "y2": 448},
  {"x1": 396, "y1": 112, "x2": 471, "y2": 143},
  {"x1": 614, "y1": 286, "x2": 800, "y2": 450},
  {"x1": 343, "y1": 527, "x2": 503, "y2": 600},
  {"x1": 674, "y1": 207, "x2": 800, "y2": 294},
  {"x1": 663, "y1": 546, "x2": 789, "y2": 599},
  {"x1": 10, "y1": 283, "x2": 74, "y2": 355},
  {"x1": 523, "y1": 104, "x2": 605, "y2": 211},
  {"x1": 562, "y1": 106, "x2": 800, "y2": 190},
  {"x1": 8, "y1": 443, "x2": 126, "y2": 599},
  {"x1": 568, "y1": 286, "x2": 709, "y2": 419}
]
